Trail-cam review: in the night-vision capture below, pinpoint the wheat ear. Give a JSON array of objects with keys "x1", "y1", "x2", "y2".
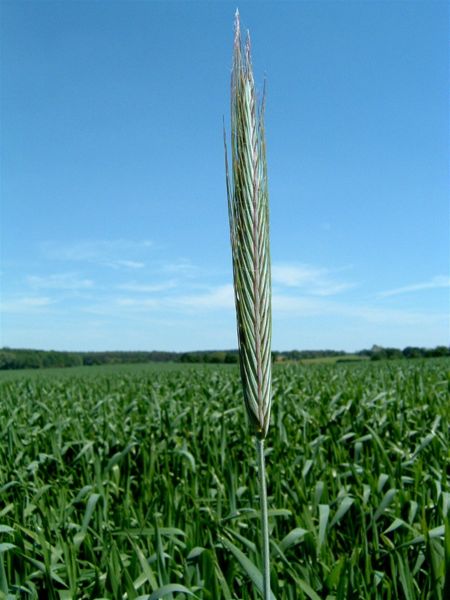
[{"x1": 225, "y1": 10, "x2": 273, "y2": 599}]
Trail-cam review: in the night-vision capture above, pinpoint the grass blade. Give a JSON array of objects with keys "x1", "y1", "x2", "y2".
[{"x1": 220, "y1": 537, "x2": 276, "y2": 600}]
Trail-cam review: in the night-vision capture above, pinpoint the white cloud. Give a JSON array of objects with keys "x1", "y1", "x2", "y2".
[
  {"x1": 273, "y1": 292, "x2": 446, "y2": 327},
  {"x1": 161, "y1": 259, "x2": 199, "y2": 277},
  {"x1": 27, "y1": 273, "x2": 94, "y2": 290},
  {"x1": 105, "y1": 260, "x2": 145, "y2": 270},
  {"x1": 116, "y1": 297, "x2": 160, "y2": 309},
  {"x1": 118, "y1": 281, "x2": 177, "y2": 293},
  {"x1": 272, "y1": 264, "x2": 324, "y2": 287},
  {"x1": 174, "y1": 284, "x2": 235, "y2": 310},
  {"x1": 378, "y1": 275, "x2": 450, "y2": 298},
  {"x1": 272, "y1": 263, "x2": 355, "y2": 296},
  {"x1": 273, "y1": 294, "x2": 327, "y2": 315},
  {"x1": 0, "y1": 296, "x2": 55, "y2": 314},
  {"x1": 78, "y1": 284, "x2": 234, "y2": 318},
  {"x1": 41, "y1": 239, "x2": 152, "y2": 269}
]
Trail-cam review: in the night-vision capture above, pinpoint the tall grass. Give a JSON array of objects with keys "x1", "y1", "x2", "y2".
[{"x1": 225, "y1": 10, "x2": 273, "y2": 599}]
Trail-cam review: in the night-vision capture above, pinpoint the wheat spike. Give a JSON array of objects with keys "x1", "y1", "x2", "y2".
[{"x1": 225, "y1": 11, "x2": 272, "y2": 439}]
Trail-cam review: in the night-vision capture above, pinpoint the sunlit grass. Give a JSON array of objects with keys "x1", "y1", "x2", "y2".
[{"x1": 0, "y1": 359, "x2": 448, "y2": 598}]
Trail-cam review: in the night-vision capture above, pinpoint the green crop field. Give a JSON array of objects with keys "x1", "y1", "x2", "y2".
[{"x1": 0, "y1": 359, "x2": 449, "y2": 599}]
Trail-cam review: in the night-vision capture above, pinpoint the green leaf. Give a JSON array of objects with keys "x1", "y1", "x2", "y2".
[
  {"x1": 130, "y1": 541, "x2": 158, "y2": 591},
  {"x1": 297, "y1": 579, "x2": 321, "y2": 600},
  {"x1": 137, "y1": 583, "x2": 198, "y2": 599},
  {"x1": 397, "y1": 553, "x2": 415, "y2": 600},
  {"x1": 220, "y1": 537, "x2": 276, "y2": 600},
  {"x1": 279, "y1": 528, "x2": 308, "y2": 552},
  {"x1": 377, "y1": 473, "x2": 389, "y2": 493},
  {"x1": 0, "y1": 527, "x2": 14, "y2": 535},
  {"x1": 330, "y1": 497, "x2": 354, "y2": 528},
  {"x1": 106, "y1": 442, "x2": 135, "y2": 472},
  {"x1": 325, "y1": 557, "x2": 346, "y2": 589},
  {"x1": 318, "y1": 504, "x2": 330, "y2": 553},
  {"x1": 302, "y1": 459, "x2": 313, "y2": 478},
  {"x1": 176, "y1": 449, "x2": 196, "y2": 473},
  {"x1": 374, "y1": 489, "x2": 396, "y2": 522},
  {"x1": 384, "y1": 518, "x2": 406, "y2": 534},
  {"x1": 74, "y1": 492, "x2": 101, "y2": 548},
  {"x1": 187, "y1": 547, "x2": 206, "y2": 561}
]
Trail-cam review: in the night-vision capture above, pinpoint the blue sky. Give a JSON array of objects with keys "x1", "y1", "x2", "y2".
[{"x1": 1, "y1": 0, "x2": 448, "y2": 352}]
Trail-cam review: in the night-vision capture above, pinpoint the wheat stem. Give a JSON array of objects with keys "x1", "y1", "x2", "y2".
[{"x1": 257, "y1": 438, "x2": 271, "y2": 599}]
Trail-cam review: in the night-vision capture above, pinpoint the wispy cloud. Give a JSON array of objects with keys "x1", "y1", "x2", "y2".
[
  {"x1": 160, "y1": 259, "x2": 200, "y2": 278},
  {"x1": 27, "y1": 273, "x2": 94, "y2": 290},
  {"x1": 105, "y1": 260, "x2": 145, "y2": 270},
  {"x1": 113, "y1": 285, "x2": 234, "y2": 313},
  {"x1": 378, "y1": 276, "x2": 450, "y2": 298},
  {"x1": 117, "y1": 281, "x2": 177, "y2": 293},
  {"x1": 272, "y1": 264, "x2": 324, "y2": 287},
  {"x1": 116, "y1": 297, "x2": 160, "y2": 309},
  {"x1": 41, "y1": 239, "x2": 152, "y2": 269},
  {"x1": 272, "y1": 263, "x2": 355, "y2": 296},
  {"x1": 173, "y1": 284, "x2": 234, "y2": 310},
  {"x1": 273, "y1": 292, "x2": 446, "y2": 326},
  {"x1": 0, "y1": 296, "x2": 55, "y2": 314}
]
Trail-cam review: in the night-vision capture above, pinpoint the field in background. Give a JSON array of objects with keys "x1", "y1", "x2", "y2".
[
  {"x1": 0, "y1": 360, "x2": 206, "y2": 382},
  {"x1": 0, "y1": 359, "x2": 449, "y2": 599},
  {"x1": 296, "y1": 354, "x2": 369, "y2": 365}
]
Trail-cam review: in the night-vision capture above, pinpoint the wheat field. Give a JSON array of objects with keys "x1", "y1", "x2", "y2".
[{"x1": 0, "y1": 359, "x2": 448, "y2": 599}]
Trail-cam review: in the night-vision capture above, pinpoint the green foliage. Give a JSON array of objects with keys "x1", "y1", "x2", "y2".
[
  {"x1": 0, "y1": 349, "x2": 179, "y2": 371},
  {"x1": 0, "y1": 359, "x2": 448, "y2": 598}
]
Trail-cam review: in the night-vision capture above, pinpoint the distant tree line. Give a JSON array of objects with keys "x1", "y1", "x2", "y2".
[
  {"x1": 366, "y1": 345, "x2": 450, "y2": 361},
  {"x1": 0, "y1": 345, "x2": 448, "y2": 371},
  {"x1": 272, "y1": 349, "x2": 345, "y2": 361},
  {"x1": 0, "y1": 349, "x2": 178, "y2": 370}
]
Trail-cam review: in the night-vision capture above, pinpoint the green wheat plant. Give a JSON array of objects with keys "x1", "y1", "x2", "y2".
[{"x1": 225, "y1": 10, "x2": 273, "y2": 599}]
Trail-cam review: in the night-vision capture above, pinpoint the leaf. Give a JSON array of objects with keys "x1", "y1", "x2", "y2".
[
  {"x1": 228, "y1": 508, "x2": 291, "y2": 521},
  {"x1": 318, "y1": 504, "x2": 330, "y2": 553},
  {"x1": 106, "y1": 443, "x2": 135, "y2": 472},
  {"x1": 72, "y1": 485, "x2": 93, "y2": 504},
  {"x1": 130, "y1": 541, "x2": 158, "y2": 591},
  {"x1": 395, "y1": 524, "x2": 446, "y2": 549},
  {"x1": 74, "y1": 441, "x2": 94, "y2": 462},
  {"x1": 137, "y1": 583, "x2": 198, "y2": 599},
  {"x1": 377, "y1": 473, "x2": 389, "y2": 493},
  {"x1": 397, "y1": 553, "x2": 415, "y2": 600},
  {"x1": 187, "y1": 547, "x2": 206, "y2": 561},
  {"x1": 176, "y1": 449, "x2": 196, "y2": 473},
  {"x1": 374, "y1": 489, "x2": 396, "y2": 522},
  {"x1": 297, "y1": 579, "x2": 321, "y2": 600},
  {"x1": 279, "y1": 527, "x2": 309, "y2": 552},
  {"x1": 220, "y1": 537, "x2": 276, "y2": 600},
  {"x1": 411, "y1": 432, "x2": 435, "y2": 459},
  {"x1": 302, "y1": 459, "x2": 313, "y2": 478},
  {"x1": 0, "y1": 527, "x2": 14, "y2": 535},
  {"x1": 325, "y1": 556, "x2": 346, "y2": 589},
  {"x1": 362, "y1": 484, "x2": 371, "y2": 506},
  {"x1": 74, "y1": 492, "x2": 101, "y2": 548},
  {"x1": 384, "y1": 518, "x2": 406, "y2": 534},
  {"x1": 329, "y1": 497, "x2": 354, "y2": 528}
]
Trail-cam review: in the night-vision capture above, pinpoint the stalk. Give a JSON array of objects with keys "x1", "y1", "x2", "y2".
[
  {"x1": 225, "y1": 10, "x2": 273, "y2": 599},
  {"x1": 257, "y1": 438, "x2": 271, "y2": 599}
]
